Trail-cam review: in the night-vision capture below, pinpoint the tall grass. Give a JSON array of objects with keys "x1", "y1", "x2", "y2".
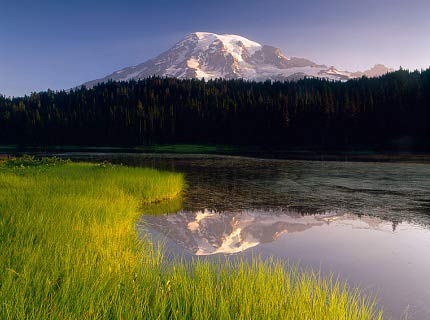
[{"x1": 0, "y1": 157, "x2": 383, "y2": 319}]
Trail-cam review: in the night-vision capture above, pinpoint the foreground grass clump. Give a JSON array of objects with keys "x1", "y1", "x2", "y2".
[{"x1": 0, "y1": 157, "x2": 383, "y2": 319}]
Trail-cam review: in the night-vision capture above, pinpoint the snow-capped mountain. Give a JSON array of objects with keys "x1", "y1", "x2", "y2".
[{"x1": 83, "y1": 32, "x2": 393, "y2": 87}]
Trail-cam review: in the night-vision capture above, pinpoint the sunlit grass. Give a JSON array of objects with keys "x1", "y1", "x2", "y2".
[{"x1": 0, "y1": 157, "x2": 383, "y2": 319}]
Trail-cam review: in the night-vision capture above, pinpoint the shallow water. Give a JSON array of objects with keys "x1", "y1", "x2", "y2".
[{"x1": 59, "y1": 153, "x2": 430, "y2": 319}]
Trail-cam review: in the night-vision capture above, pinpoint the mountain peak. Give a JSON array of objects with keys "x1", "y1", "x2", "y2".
[
  {"x1": 351, "y1": 64, "x2": 394, "y2": 78},
  {"x1": 82, "y1": 32, "x2": 395, "y2": 88},
  {"x1": 190, "y1": 32, "x2": 261, "y2": 45},
  {"x1": 185, "y1": 32, "x2": 263, "y2": 58}
]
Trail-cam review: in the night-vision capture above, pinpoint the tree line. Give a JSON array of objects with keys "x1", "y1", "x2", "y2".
[{"x1": 0, "y1": 69, "x2": 429, "y2": 150}]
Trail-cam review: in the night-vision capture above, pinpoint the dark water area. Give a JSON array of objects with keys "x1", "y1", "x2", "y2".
[{"x1": 36, "y1": 153, "x2": 430, "y2": 319}]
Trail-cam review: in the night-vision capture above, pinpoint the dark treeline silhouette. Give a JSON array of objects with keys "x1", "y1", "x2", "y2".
[{"x1": 0, "y1": 69, "x2": 429, "y2": 150}]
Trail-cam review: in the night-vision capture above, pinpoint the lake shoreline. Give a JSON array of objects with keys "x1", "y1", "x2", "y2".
[{"x1": 1, "y1": 144, "x2": 430, "y2": 163}]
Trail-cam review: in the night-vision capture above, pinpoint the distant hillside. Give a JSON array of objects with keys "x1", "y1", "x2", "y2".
[{"x1": 1, "y1": 69, "x2": 429, "y2": 150}]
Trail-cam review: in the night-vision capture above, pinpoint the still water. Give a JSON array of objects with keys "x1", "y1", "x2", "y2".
[{"x1": 60, "y1": 153, "x2": 430, "y2": 319}]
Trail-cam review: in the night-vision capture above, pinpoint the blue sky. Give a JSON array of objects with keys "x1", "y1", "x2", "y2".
[{"x1": 1, "y1": 0, "x2": 429, "y2": 96}]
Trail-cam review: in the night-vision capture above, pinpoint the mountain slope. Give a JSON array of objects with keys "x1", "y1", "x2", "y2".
[{"x1": 83, "y1": 32, "x2": 393, "y2": 87}]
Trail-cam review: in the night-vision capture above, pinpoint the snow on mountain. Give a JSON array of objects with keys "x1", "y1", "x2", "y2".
[{"x1": 83, "y1": 32, "x2": 394, "y2": 87}]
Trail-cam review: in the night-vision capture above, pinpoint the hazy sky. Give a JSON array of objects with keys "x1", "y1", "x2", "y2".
[{"x1": 1, "y1": 0, "x2": 429, "y2": 96}]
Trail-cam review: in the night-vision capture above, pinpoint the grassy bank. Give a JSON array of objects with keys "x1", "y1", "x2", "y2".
[{"x1": 0, "y1": 157, "x2": 383, "y2": 319}]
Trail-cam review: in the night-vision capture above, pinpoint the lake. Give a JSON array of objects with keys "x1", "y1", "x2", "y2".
[{"x1": 56, "y1": 153, "x2": 430, "y2": 319}]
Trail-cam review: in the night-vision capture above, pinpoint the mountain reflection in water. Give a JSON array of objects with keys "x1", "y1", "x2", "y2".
[
  {"x1": 139, "y1": 207, "x2": 430, "y2": 319},
  {"x1": 140, "y1": 210, "x2": 387, "y2": 256}
]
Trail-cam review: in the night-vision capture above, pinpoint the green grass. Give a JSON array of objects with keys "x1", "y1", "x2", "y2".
[{"x1": 0, "y1": 157, "x2": 383, "y2": 319}]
